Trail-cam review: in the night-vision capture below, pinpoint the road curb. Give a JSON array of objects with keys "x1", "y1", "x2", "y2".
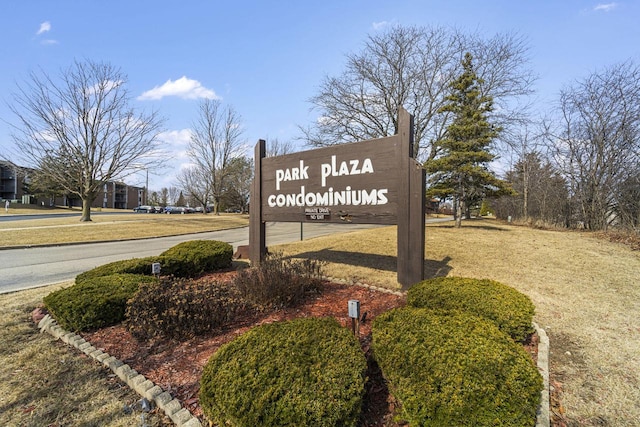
[{"x1": 37, "y1": 314, "x2": 202, "y2": 427}]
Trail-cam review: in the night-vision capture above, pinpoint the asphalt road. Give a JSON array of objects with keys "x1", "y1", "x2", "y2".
[{"x1": 0, "y1": 222, "x2": 381, "y2": 294}]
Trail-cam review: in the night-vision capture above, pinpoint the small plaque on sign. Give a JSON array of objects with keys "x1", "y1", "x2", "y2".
[{"x1": 305, "y1": 207, "x2": 330, "y2": 220}]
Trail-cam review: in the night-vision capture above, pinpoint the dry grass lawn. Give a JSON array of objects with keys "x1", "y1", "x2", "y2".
[
  {"x1": 0, "y1": 285, "x2": 170, "y2": 426},
  {"x1": 1, "y1": 215, "x2": 638, "y2": 426},
  {"x1": 275, "y1": 219, "x2": 640, "y2": 426},
  {"x1": 0, "y1": 212, "x2": 248, "y2": 247}
]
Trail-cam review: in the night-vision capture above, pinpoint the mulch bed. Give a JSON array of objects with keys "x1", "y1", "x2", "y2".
[
  {"x1": 81, "y1": 272, "x2": 407, "y2": 426},
  {"x1": 69, "y1": 270, "x2": 542, "y2": 426}
]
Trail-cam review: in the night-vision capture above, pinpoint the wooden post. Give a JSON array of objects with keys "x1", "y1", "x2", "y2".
[
  {"x1": 396, "y1": 108, "x2": 425, "y2": 288},
  {"x1": 249, "y1": 140, "x2": 266, "y2": 265}
]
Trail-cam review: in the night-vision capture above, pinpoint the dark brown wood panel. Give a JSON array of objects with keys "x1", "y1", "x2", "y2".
[
  {"x1": 261, "y1": 135, "x2": 400, "y2": 225},
  {"x1": 249, "y1": 140, "x2": 266, "y2": 264}
]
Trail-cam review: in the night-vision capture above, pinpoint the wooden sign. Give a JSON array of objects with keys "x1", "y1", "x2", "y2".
[
  {"x1": 250, "y1": 107, "x2": 425, "y2": 287},
  {"x1": 261, "y1": 136, "x2": 398, "y2": 224}
]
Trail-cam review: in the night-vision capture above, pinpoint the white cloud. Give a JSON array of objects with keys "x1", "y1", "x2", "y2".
[
  {"x1": 594, "y1": 3, "x2": 617, "y2": 12},
  {"x1": 40, "y1": 39, "x2": 58, "y2": 45},
  {"x1": 137, "y1": 76, "x2": 219, "y2": 101},
  {"x1": 36, "y1": 21, "x2": 51, "y2": 35},
  {"x1": 372, "y1": 21, "x2": 390, "y2": 30},
  {"x1": 158, "y1": 128, "x2": 192, "y2": 146},
  {"x1": 147, "y1": 129, "x2": 193, "y2": 189}
]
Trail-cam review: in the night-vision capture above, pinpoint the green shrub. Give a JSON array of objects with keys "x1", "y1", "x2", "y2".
[
  {"x1": 233, "y1": 252, "x2": 324, "y2": 309},
  {"x1": 75, "y1": 240, "x2": 232, "y2": 284},
  {"x1": 125, "y1": 277, "x2": 251, "y2": 340},
  {"x1": 407, "y1": 277, "x2": 535, "y2": 341},
  {"x1": 44, "y1": 274, "x2": 158, "y2": 331},
  {"x1": 200, "y1": 317, "x2": 366, "y2": 427},
  {"x1": 75, "y1": 257, "x2": 161, "y2": 283},
  {"x1": 372, "y1": 307, "x2": 542, "y2": 427},
  {"x1": 159, "y1": 240, "x2": 233, "y2": 277}
]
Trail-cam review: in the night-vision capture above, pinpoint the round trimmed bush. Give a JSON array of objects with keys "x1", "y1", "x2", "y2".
[
  {"x1": 159, "y1": 240, "x2": 232, "y2": 277},
  {"x1": 407, "y1": 277, "x2": 535, "y2": 341},
  {"x1": 199, "y1": 317, "x2": 367, "y2": 427},
  {"x1": 43, "y1": 274, "x2": 159, "y2": 331},
  {"x1": 75, "y1": 256, "x2": 161, "y2": 283},
  {"x1": 372, "y1": 307, "x2": 542, "y2": 427}
]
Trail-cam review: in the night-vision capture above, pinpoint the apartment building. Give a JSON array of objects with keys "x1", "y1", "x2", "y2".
[
  {"x1": 1, "y1": 159, "x2": 144, "y2": 209},
  {"x1": 0, "y1": 160, "x2": 25, "y2": 201}
]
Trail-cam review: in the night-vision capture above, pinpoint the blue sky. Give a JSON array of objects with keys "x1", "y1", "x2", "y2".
[{"x1": 0, "y1": 1, "x2": 638, "y2": 190}]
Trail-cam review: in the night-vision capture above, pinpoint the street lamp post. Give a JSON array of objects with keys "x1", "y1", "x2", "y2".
[{"x1": 144, "y1": 167, "x2": 148, "y2": 205}]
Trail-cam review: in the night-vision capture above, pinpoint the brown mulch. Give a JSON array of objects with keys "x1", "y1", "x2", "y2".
[
  {"x1": 76, "y1": 270, "x2": 544, "y2": 426},
  {"x1": 81, "y1": 272, "x2": 407, "y2": 426}
]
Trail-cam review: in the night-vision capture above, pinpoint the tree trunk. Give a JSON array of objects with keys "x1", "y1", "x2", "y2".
[
  {"x1": 455, "y1": 199, "x2": 463, "y2": 228},
  {"x1": 80, "y1": 197, "x2": 93, "y2": 222}
]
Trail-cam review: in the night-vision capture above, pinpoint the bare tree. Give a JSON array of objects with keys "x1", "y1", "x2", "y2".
[
  {"x1": 220, "y1": 156, "x2": 253, "y2": 212},
  {"x1": 546, "y1": 60, "x2": 640, "y2": 230},
  {"x1": 178, "y1": 165, "x2": 211, "y2": 212},
  {"x1": 167, "y1": 186, "x2": 180, "y2": 206},
  {"x1": 614, "y1": 172, "x2": 640, "y2": 229},
  {"x1": 186, "y1": 99, "x2": 245, "y2": 215},
  {"x1": 8, "y1": 60, "x2": 164, "y2": 221},
  {"x1": 266, "y1": 137, "x2": 295, "y2": 157},
  {"x1": 494, "y1": 151, "x2": 569, "y2": 227},
  {"x1": 302, "y1": 25, "x2": 535, "y2": 161}
]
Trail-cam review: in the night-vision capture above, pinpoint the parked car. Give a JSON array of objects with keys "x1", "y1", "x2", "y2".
[
  {"x1": 133, "y1": 205, "x2": 154, "y2": 213},
  {"x1": 164, "y1": 206, "x2": 195, "y2": 214}
]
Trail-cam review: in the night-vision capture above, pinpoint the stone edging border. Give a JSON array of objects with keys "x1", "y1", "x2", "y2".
[
  {"x1": 36, "y1": 283, "x2": 550, "y2": 427},
  {"x1": 36, "y1": 314, "x2": 202, "y2": 427},
  {"x1": 534, "y1": 322, "x2": 551, "y2": 427}
]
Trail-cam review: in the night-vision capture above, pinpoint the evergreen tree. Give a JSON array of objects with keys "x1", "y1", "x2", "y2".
[
  {"x1": 176, "y1": 191, "x2": 186, "y2": 207},
  {"x1": 425, "y1": 52, "x2": 511, "y2": 227}
]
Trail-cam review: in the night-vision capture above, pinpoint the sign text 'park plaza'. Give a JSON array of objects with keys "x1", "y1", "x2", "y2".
[{"x1": 268, "y1": 155, "x2": 388, "y2": 208}]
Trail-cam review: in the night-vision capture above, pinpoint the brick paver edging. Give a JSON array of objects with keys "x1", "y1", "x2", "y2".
[{"x1": 37, "y1": 314, "x2": 202, "y2": 427}]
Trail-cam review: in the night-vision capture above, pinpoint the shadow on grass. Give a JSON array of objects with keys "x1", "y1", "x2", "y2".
[
  {"x1": 429, "y1": 222, "x2": 511, "y2": 232},
  {"x1": 288, "y1": 249, "x2": 453, "y2": 285}
]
